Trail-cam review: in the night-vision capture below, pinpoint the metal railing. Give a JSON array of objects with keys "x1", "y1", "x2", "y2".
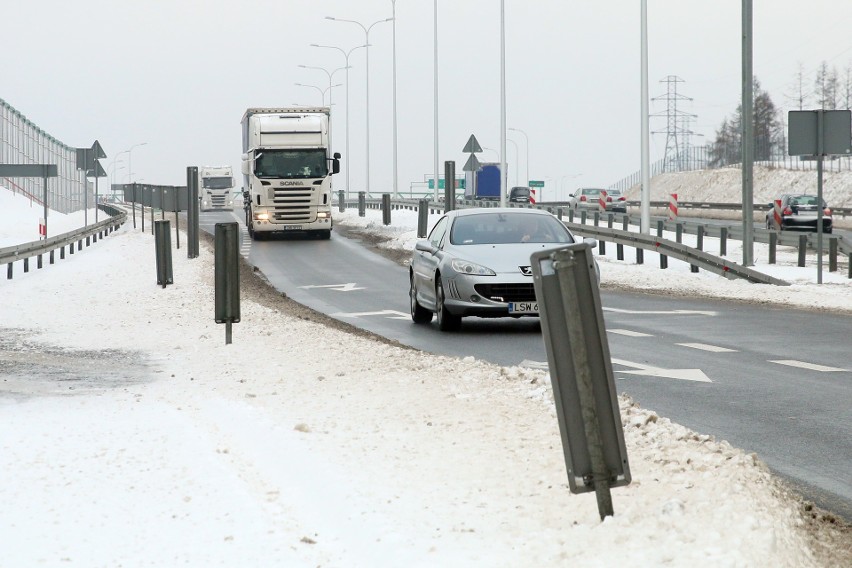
[
  {"x1": 1, "y1": 205, "x2": 126, "y2": 279},
  {"x1": 344, "y1": 195, "x2": 851, "y2": 281}
]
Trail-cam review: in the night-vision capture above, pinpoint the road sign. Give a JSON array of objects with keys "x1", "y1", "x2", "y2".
[
  {"x1": 428, "y1": 177, "x2": 466, "y2": 189},
  {"x1": 529, "y1": 180, "x2": 544, "y2": 187},
  {"x1": 86, "y1": 162, "x2": 107, "y2": 178},
  {"x1": 463, "y1": 153, "x2": 482, "y2": 172},
  {"x1": 788, "y1": 110, "x2": 852, "y2": 156},
  {"x1": 462, "y1": 134, "x2": 483, "y2": 153},
  {"x1": 530, "y1": 242, "x2": 631, "y2": 519}
]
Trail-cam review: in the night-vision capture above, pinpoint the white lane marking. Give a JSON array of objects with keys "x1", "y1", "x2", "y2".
[
  {"x1": 300, "y1": 283, "x2": 365, "y2": 292},
  {"x1": 331, "y1": 310, "x2": 410, "y2": 320},
  {"x1": 608, "y1": 329, "x2": 654, "y2": 337},
  {"x1": 611, "y1": 358, "x2": 712, "y2": 382},
  {"x1": 677, "y1": 342, "x2": 738, "y2": 353},
  {"x1": 518, "y1": 358, "x2": 712, "y2": 382},
  {"x1": 603, "y1": 307, "x2": 718, "y2": 316},
  {"x1": 769, "y1": 360, "x2": 849, "y2": 372}
]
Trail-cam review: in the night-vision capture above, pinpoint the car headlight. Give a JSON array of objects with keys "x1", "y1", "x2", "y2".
[{"x1": 451, "y1": 258, "x2": 496, "y2": 276}]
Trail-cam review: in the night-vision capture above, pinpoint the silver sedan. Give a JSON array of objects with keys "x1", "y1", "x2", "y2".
[{"x1": 409, "y1": 208, "x2": 578, "y2": 331}]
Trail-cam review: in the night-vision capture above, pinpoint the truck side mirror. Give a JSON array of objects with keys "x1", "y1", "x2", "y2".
[{"x1": 332, "y1": 152, "x2": 341, "y2": 175}]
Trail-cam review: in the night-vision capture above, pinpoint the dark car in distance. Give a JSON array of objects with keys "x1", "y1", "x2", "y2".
[{"x1": 765, "y1": 194, "x2": 832, "y2": 233}]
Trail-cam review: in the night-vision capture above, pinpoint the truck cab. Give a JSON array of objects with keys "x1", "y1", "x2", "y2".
[{"x1": 241, "y1": 107, "x2": 340, "y2": 240}]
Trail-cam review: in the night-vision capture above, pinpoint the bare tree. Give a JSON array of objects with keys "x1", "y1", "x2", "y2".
[
  {"x1": 814, "y1": 61, "x2": 839, "y2": 109},
  {"x1": 785, "y1": 62, "x2": 810, "y2": 111}
]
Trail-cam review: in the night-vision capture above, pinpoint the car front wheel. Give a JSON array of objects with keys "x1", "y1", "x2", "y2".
[
  {"x1": 436, "y1": 276, "x2": 461, "y2": 331},
  {"x1": 410, "y1": 275, "x2": 433, "y2": 324}
]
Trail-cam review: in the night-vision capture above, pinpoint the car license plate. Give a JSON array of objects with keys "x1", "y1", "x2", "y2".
[
  {"x1": 509, "y1": 302, "x2": 538, "y2": 314},
  {"x1": 282, "y1": 225, "x2": 303, "y2": 230}
]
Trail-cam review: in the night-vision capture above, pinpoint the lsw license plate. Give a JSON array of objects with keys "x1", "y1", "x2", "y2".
[{"x1": 508, "y1": 302, "x2": 538, "y2": 314}]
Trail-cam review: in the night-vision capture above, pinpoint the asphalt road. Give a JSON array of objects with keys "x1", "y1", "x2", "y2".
[{"x1": 200, "y1": 208, "x2": 852, "y2": 521}]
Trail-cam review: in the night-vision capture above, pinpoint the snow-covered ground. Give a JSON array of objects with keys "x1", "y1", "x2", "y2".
[{"x1": 1, "y1": 176, "x2": 850, "y2": 567}]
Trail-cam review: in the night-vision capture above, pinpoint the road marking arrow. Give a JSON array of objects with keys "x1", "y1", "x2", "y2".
[
  {"x1": 300, "y1": 283, "x2": 365, "y2": 292},
  {"x1": 331, "y1": 310, "x2": 410, "y2": 320},
  {"x1": 611, "y1": 358, "x2": 712, "y2": 382},
  {"x1": 603, "y1": 307, "x2": 718, "y2": 316}
]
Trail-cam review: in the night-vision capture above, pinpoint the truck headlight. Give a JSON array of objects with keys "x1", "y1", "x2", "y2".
[
  {"x1": 254, "y1": 212, "x2": 270, "y2": 221},
  {"x1": 317, "y1": 211, "x2": 331, "y2": 219}
]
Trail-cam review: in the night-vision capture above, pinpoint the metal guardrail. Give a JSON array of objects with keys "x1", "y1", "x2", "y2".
[
  {"x1": 1, "y1": 205, "x2": 126, "y2": 279},
  {"x1": 347, "y1": 195, "x2": 852, "y2": 282}
]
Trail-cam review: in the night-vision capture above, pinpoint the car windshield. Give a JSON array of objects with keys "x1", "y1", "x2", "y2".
[
  {"x1": 607, "y1": 189, "x2": 622, "y2": 197},
  {"x1": 580, "y1": 188, "x2": 602, "y2": 197},
  {"x1": 450, "y1": 213, "x2": 574, "y2": 245}
]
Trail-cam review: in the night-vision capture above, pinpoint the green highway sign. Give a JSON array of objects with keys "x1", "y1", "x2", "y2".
[
  {"x1": 529, "y1": 180, "x2": 545, "y2": 187},
  {"x1": 428, "y1": 178, "x2": 466, "y2": 190}
]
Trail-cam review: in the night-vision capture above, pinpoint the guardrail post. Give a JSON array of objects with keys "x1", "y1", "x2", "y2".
[
  {"x1": 24, "y1": 258, "x2": 29, "y2": 273},
  {"x1": 768, "y1": 232, "x2": 777, "y2": 264},
  {"x1": 593, "y1": 212, "x2": 600, "y2": 227},
  {"x1": 636, "y1": 248, "x2": 644, "y2": 264},
  {"x1": 617, "y1": 242, "x2": 624, "y2": 260},
  {"x1": 720, "y1": 227, "x2": 728, "y2": 256},
  {"x1": 797, "y1": 234, "x2": 808, "y2": 267},
  {"x1": 828, "y1": 237, "x2": 838, "y2": 272},
  {"x1": 848, "y1": 253, "x2": 851, "y2": 279},
  {"x1": 214, "y1": 222, "x2": 241, "y2": 345},
  {"x1": 6, "y1": 263, "x2": 12, "y2": 279},
  {"x1": 599, "y1": 239, "x2": 606, "y2": 255},
  {"x1": 607, "y1": 213, "x2": 613, "y2": 229},
  {"x1": 60, "y1": 246, "x2": 65, "y2": 260},
  {"x1": 568, "y1": 209, "x2": 574, "y2": 223},
  {"x1": 675, "y1": 223, "x2": 683, "y2": 244},
  {"x1": 659, "y1": 251, "x2": 668, "y2": 269},
  {"x1": 580, "y1": 210, "x2": 587, "y2": 225},
  {"x1": 622, "y1": 216, "x2": 628, "y2": 231},
  {"x1": 358, "y1": 192, "x2": 366, "y2": 217},
  {"x1": 417, "y1": 199, "x2": 429, "y2": 238},
  {"x1": 556, "y1": 207, "x2": 563, "y2": 221},
  {"x1": 338, "y1": 190, "x2": 345, "y2": 212},
  {"x1": 382, "y1": 194, "x2": 391, "y2": 225},
  {"x1": 656, "y1": 220, "x2": 664, "y2": 237},
  {"x1": 49, "y1": 250, "x2": 54, "y2": 265},
  {"x1": 154, "y1": 220, "x2": 173, "y2": 288}
]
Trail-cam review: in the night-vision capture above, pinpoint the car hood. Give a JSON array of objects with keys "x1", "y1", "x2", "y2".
[{"x1": 446, "y1": 243, "x2": 566, "y2": 273}]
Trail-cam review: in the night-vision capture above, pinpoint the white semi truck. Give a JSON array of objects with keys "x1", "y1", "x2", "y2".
[
  {"x1": 240, "y1": 107, "x2": 339, "y2": 240},
  {"x1": 199, "y1": 165, "x2": 235, "y2": 211}
]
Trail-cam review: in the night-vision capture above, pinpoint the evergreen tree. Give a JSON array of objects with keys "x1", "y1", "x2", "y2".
[{"x1": 709, "y1": 78, "x2": 782, "y2": 166}]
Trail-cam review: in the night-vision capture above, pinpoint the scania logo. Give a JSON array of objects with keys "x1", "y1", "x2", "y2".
[
  {"x1": 281, "y1": 181, "x2": 303, "y2": 186},
  {"x1": 519, "y1": 266, "x2": 533, "y2": 276}
]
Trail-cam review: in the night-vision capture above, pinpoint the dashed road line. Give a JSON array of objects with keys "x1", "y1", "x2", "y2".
[
  {"x1": 768, "y1": 360, "x2": 848, "y2": 372},
  {"x1": 677, "y1": 342, "x2": 738, "y2": 353},
  {"x1": 608, "y1": 329, "x2": 654, "y2": 337}
]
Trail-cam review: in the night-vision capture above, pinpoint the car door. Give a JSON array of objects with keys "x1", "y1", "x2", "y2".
[{"x1": 412, "y1": 215, "x2": 449, "y2": 307}]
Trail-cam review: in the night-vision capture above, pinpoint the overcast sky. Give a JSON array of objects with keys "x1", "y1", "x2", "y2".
[{"x1": 5, "y1": 1, "x2": 852, "y2": 197}]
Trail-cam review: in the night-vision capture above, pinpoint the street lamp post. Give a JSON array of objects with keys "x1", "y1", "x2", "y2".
[
  {"x1": 311, "y1": 43, "x2": 368, "y2": 199},
  {"x1": 127, "y1": 142, "x2": 147, "y2": 185},
  {"x1": 508, "y1": 127, "x2": 529, "y2": 186},
  {"x1": 391, "y1": 0, "x2": 399, "y2": 198},
  {"x1": 325, "y1": 15, "x2": 393, "y2": 198},
  {"x1": 507, "y1": 138, "x2": 519, "y2": 187},
  {"x1": 295, "y1": 82, "x2": 341, "y2": 106},
  {"x1": 298, "y1": 64, "x2": 348, "y2": 160}
]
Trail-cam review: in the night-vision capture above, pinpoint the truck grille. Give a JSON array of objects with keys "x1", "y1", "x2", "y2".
[
  {"x1": 474, "y1": 283, "x2": 536, "y2": 303},
  {"x1": 270, "y1": 188, "x2": 315, "y2": 222}
]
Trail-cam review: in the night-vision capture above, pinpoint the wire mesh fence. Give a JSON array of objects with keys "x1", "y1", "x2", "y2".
[{"x1": 0, "y1": 97, "x2": 91, "y2": 214}]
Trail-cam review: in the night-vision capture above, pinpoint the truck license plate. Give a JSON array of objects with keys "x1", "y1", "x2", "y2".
[
  {"x1": 508, "y1": 302, "x2": 538, "y2": 314},
  {"x1": 282, "y1": 225, "x2": 303, "y2": 230}
]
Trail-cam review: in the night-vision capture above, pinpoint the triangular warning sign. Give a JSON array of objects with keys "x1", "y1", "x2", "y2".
[
  {"x1": 91, "y1": 140, "x2": 107, "y2": 159},
  {"x1": 462, "y1": 153, "x2": 482, "y2": 172},
  {"x1": 462, "y1": 134, "x2": 483, "y2": 154}
]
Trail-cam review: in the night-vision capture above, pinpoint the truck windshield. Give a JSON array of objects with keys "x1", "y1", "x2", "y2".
[
  {"x1": 203, "y1": 177, "x2": 233, "y2": 190},
  {"x1": 254, "y1": 149, "x2": 328, "y2": 179}
]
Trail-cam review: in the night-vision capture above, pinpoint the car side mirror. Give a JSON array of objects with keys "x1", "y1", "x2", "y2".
[
  {"x1": 583, "y1": 237, "x2": 598, "y2": 249},
  {"x1": 415, "y1": 240, "x2": 436, "y2": 254}
]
